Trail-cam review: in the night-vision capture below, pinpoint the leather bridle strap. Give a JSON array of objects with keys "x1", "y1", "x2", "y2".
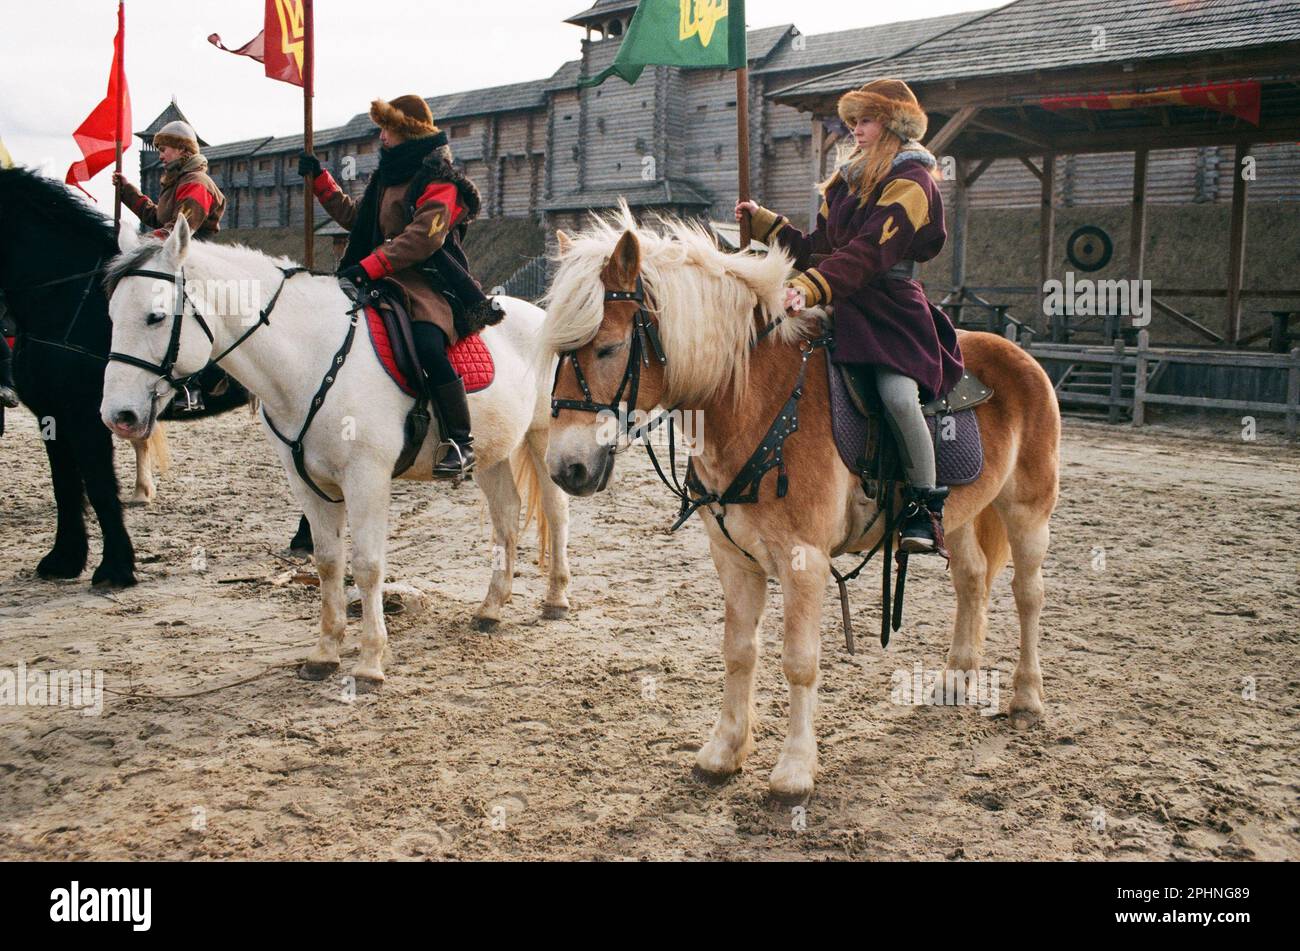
[
  {"x1": 106, "y1": 267, "x2": 212, "y2": 384},
  {"x1": 106, "y1": 265, "x2": 306, "y2": 390}
]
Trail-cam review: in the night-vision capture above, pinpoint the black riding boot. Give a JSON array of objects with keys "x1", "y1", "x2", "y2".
[
  {"x1": 900, "y1": 485, "x2": 949, "y2": 556},
  {"x1": 431, "y1": 378, "x2": 475, "y2": 479},
  {"x1": 0, "y1": 336, "x2": 17, "y2": 408}
]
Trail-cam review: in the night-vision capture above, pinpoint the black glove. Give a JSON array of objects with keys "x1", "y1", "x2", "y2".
[
  {"x1": 338, "y1": 264, "x2": 368, "y2": 287},
  {"x1": 297, "y1": 152, "x2": 322, "y2": 179}
]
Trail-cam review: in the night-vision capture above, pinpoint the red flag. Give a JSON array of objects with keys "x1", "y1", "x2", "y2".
[
  {"x1": 1041, "y1": 81, "x2": 1261, "y2": 126},
  {"x1": 66, "y1": 1, "x2": 131, "y2": 199},
  {"x1": 209, "y1": 0, "x2": 311, "y2": 91}
]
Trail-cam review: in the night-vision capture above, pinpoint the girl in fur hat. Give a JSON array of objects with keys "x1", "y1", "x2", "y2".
[
  {"x1": 736, "y1": 78, "x2": 963, "y2": 554},
  {"x1": 299, "y1": 95, "x2": 495, "y2": 478},
  {"x1": 114, "y1": 121, "x2": 226, "y2": 239}
]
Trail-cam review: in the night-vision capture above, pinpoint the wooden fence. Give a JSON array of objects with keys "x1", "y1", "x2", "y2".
[{"x1": 1026, "y1": 330, "x2": 1300, "y2": 439}]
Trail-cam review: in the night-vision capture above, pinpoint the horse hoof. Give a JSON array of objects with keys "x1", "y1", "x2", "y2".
[
  {"x1": 472, "y1": 616, "x2": 500, "y2": 633},
  {"x1": 91, "y1": 563, "x2": 138, "y2": 588},
  {"x1": 37, "y1": 549, "x2": 87, "y2": 580},
  {"x1": 298, "y1": 661, "x2": 339, "y2": 681},
  {"x1": 352, "y1": 676, "x2": 383, "y2": 694},
  {"x1": 691, "y1": 764, "x2": 738, "y2": 787},
  {"x1": 767, "y1": 783, "x2": 814, "y2": 807},
  {"x1": 541, "y1": 604, "x2": 569, "y2": 621},
  {"x1": 1010, "y1": 708, "x2": 1043, "y2": 731}
]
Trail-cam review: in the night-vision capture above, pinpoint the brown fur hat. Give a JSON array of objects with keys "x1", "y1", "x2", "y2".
[
  {"x1": 369, "y1": 95, "x2": 439, "y2": 140},
  {"x1": 837, "y1": 79, "x2": 927, "y2": 142}
]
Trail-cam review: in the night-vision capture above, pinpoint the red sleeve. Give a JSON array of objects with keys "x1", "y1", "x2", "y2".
[
  {"x1": 416, "y1": 182, "x2": 465, "y2": 227},
  {"x1": 174, "y1": 182, "x2": 214, "y2": 215},
  {"x1": 313, "y1": 170, "x2": 342, "y2": 201},
  {"x1": 360, "y1": 250, "x2": 394, "y2": 280}
]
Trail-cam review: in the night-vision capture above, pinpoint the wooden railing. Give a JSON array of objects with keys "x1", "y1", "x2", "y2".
[{"x1": 1026, "y1": 331, "x2": 1300, "y2": 439}]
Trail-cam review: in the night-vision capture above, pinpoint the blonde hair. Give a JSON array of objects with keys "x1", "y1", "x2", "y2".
[{"x1": 819, "y1": 132, "x2": 904, "y2": 206}]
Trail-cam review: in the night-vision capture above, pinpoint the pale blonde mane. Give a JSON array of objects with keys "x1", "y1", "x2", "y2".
[{"x1": 541, "y1": 201, "x2": 811, "y2": 407}]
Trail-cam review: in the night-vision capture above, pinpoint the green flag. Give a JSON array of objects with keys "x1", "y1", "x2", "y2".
[{"x1": 580, "y1": 0, "x2": 747, "y2": 87}]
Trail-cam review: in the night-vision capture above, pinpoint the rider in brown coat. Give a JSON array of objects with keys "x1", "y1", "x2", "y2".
[{"x1": 299, "y1": 95, "x2": 492, "y2": 478}]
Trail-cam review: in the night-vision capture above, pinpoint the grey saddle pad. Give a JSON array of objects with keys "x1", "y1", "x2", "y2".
[{"x1": 827, "y1": 360, "x2": 990, "y2": 486}]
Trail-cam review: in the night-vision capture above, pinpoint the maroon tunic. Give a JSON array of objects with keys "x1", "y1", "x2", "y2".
[{"x1": 758, "y1": 158, "x2": 963, "y2": 403}]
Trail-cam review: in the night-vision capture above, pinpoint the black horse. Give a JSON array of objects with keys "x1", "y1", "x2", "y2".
[{"x1": 0, "y1": 166, "x2": 269, "y2": 586}]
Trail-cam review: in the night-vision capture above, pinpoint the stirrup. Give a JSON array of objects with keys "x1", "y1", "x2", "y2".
[{"x1": 432, "y1": 440, "x2": 474, "y2": 480}]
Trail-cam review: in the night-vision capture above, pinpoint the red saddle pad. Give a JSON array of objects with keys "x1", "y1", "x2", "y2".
[{"x1": 364, "y1": 306, "x2": 494, "y2": 396}]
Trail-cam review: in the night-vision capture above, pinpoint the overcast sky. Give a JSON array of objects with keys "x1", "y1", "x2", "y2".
[{"x1": 0, "y1": 0, "x2": 994, "y2": 208}]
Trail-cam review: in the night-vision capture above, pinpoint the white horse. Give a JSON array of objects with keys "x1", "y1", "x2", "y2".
[{"x1": 99, "y1": 217, "x2": 571, "y2": 687}]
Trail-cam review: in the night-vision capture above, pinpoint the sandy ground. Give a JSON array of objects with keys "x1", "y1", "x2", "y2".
[{"x1": 1, "y1": 407, "x2": 1297, "y2": 861}]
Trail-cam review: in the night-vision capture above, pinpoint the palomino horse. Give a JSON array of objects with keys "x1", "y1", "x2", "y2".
[
  {"x1": 100, "y1": 217, "x2": 571, "y2": 687},
  {"x1": 543, "y1": 206, "x2": 1059, "y2": 799}
]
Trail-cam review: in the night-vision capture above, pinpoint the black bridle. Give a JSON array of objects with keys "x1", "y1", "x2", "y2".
[
  {"x1": 107, "y1": 264, "x2": 305, "y2": 391},
  {"x1": 550, "y1": 275, "x2": 667, "y2": 432}
]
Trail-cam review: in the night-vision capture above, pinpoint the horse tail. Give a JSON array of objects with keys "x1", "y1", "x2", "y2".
[
  {"x1": 148, "y1": 421, "x2": 171, "y2": 476},
  {"x1": 512, "y1": 444, "x2": 551, "y2": 573}
]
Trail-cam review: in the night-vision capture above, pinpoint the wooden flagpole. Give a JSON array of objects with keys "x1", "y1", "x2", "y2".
[
  {"x1": 113, "y1": 1, "x2": 125, "y2": 231},
  {"x1": 735, "y1": 65, "x2": 751, "y2": 249},
  {"x1": 302, "y1": 0, "x2": 315, "y2": 270}
]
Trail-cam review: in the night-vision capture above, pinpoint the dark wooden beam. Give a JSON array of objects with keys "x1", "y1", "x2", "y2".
[
  {"x1": 952, "y1": 156, "x2": 969, "y2": 294},
  {"x1": 968, "y1": 112, "x2": 1052, "y2": 149},
  {"x1": 945, "y1": 115, "x2": 1300, "y2": 157},
  {"x1": 1226, "y1": 142, "x2": 1251, "y2": 345},
  {"x1": 1151, "y1": 295, "x2": 1225, "y2": 343},
  {"x1": 926, "y1": 104, "x2": 980, "y2": 155},
  {"x1": 1130, "y1": 147, "x2": 1148, "y2": 283},
  {"x1": 964, "y1": 156, "x2": 995, "y2": 188},
  {"x1": 1019, "y1": 156, "x2": 1043, "y2": 181},
  {"x1": 1038, "y1": 153, "x2": 1055, "y2": 321}
]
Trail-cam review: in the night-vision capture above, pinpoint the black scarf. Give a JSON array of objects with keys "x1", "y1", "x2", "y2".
[{"x1": 340, "y1": 137, "x2": 440, "y2": 266}]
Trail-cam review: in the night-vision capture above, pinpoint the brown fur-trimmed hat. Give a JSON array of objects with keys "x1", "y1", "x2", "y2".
[
  {"x1": 153, "y1": 120, "x2": 199, "y2": 154},
  {"x1": 369, "y1": 95, "x2": 439, "y2": 140},
  {"x1": 837, "y1": 79, "x2": 927, "y2": 142}
]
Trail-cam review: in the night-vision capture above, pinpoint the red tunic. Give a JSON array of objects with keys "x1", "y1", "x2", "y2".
[{"x1": 759, "y1": 158, "x2": 964, "y2": 403}]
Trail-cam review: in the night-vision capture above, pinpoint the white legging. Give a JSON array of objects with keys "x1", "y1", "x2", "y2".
[{"x1": 875, "y1": 367, "x2": 936, "y2": 488}]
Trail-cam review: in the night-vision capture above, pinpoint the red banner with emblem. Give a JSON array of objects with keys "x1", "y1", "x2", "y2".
[
  {"x1": 1040, "y1": 81, "x2": 1261, "y2": 125},
  {"x1": 209, "y1": 0, "x2": 311, "y2": 92},
  {"x1": 65, "y1": 2, "x2": 131, "y2": 199}
]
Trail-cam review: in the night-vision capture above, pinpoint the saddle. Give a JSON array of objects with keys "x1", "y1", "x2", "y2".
[
  {"x1": 343, "y1": 278, "x2": 496, "y2": 478},
  {"x1": 828, "y1": 359, "x2": 991, "y2": 489},
  {"x1": 818, "y1": 319, "x2": 992, "y2": 654}
]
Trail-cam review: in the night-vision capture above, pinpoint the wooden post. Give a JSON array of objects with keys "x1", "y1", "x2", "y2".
[
  {"x1": 809, "y1": 115, "x2": 824, "y2": 227},
  {"x1": 112, "y1": 1, "x2": 126, "y2": 232},
  {"x1": 301, "y1": 0, "x2": 316, "y2": 271},
  {"x1": 1133, "y1": 329, "x2": 1149, "y2": 427},
  {"x1": 1226, "y1": 141, "x2": 1250, "y2": 346},
  {"x1": 952, "y1": 156, "x2": 969, "y2": 299},
  {"x1": 1109, "y1": 336, "x2": 1124, "y2": 424},
  {"x1": 1287, "y1": 346, "x2": 1300, "y2": 441},
  {"x1": 1038, "y1": 153, "x2": 1056, "y2": 332},
  {"x1": 736, "y1": 67, "x2": 752, "y2": 249},
  {"x1": 1130, "y1": 147, "x2": 1148, "y2": 283}
]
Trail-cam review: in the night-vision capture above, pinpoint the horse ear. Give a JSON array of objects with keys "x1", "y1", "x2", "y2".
[
  {"x1": 118, "y1": 221, "x2": 139, "y2": 253},
  {"x1": 555, "y1": 230, "x2": 571, "y2": 254},
  {"x1": 163, "y1": 215, "x2": 192, "y2": 263},
  {"x1": 612, "y1": 229, "x2": 640, "y2": 281}
]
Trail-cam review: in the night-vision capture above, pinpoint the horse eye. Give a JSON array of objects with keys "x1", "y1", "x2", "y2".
[
  {"x1": 596, "y1": 342, "x2": 624, "y2": 359},
  {"x1": 146, "y1": 313, "x2": 166, "y2": 326}
]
